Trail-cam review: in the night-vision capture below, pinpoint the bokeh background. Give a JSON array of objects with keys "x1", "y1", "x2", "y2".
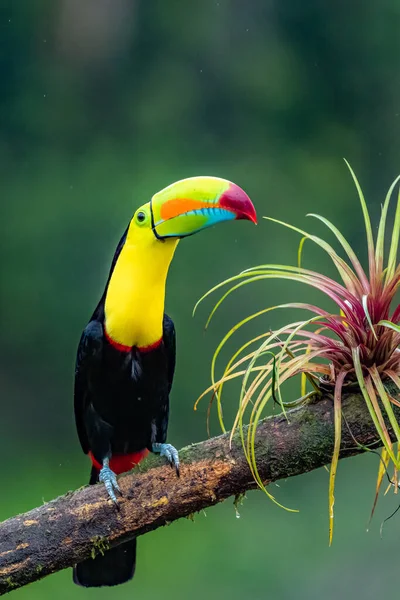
[{"x1": 1, "y1": 1, "x2": 400, "y2": 599}]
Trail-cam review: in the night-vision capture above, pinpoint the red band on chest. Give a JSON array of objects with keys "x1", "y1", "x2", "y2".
[
  {"x1": 104, "y1": 330, "x2": 162, "y2": 354},
  {"x1": 89, "y1": 449, "x2": 149, "y2": 475},
  {"x1": 104, "y1": 330, "x2": 132, "y2": 353},
  {"x1": 137, "y1": 338, "x2": 162, "y2": 353}
]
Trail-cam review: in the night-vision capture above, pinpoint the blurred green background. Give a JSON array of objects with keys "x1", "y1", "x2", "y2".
[{"x1": 1, "y1": 1, "x2": 400, "y2": 598}]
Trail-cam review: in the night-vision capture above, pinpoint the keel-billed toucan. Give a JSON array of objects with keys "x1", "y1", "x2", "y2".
[{"x1": 73, "y1": 176, "x2": 256, "y2": 587}]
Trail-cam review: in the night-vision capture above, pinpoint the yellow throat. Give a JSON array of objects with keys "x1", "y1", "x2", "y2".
[{"x1": 104, "y1": 222, "x2": 179, "y2": 349}]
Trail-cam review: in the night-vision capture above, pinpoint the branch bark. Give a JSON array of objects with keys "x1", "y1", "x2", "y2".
[{"x1": 0, "y1": 390, "x2": 397, "y2": 594}]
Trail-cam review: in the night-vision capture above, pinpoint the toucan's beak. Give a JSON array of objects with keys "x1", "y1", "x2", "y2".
[{"x1": 150, "y1": 176, "x2": 257, "y2": 239}]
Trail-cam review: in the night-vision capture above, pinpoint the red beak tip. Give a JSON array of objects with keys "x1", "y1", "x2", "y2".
[
  {"x1": 236, "y1": 210, "x2": 257, "y2": 224},
  {"x1": 219, "y1": 183, "x2": 257, "y2": 225}
]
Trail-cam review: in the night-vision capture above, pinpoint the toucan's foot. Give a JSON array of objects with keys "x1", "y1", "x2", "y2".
[
  {"x1": 99, "y1": 461, "x2": 121, "y2": 503},
  {"x1": 152, "y1": 443, "x2": 180, "y2": 476}
]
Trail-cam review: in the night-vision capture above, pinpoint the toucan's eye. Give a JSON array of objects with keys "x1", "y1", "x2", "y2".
[{"x1": 135, "y1": 211, "x2": 147, "y2": 225}]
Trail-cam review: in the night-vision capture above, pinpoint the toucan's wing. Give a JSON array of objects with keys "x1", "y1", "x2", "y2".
[
  {"x1": 74, "y1": 320, "x2": 104, "y2": 454},
  {"x1": 163, "y1": 313, "x2": 176, "y2": 393},
  {"x1": 148, "y1": 313, "x2": 176, "y2": 447}
]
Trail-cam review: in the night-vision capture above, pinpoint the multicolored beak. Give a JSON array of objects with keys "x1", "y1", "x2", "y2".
[{"x1": 150, "y1": 176, "x2": 257, "y2": 239}]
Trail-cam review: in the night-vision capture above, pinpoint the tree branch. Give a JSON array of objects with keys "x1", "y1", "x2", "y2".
[{"x1": 0, "y1": 390, "x2": 397, "y2": 594}]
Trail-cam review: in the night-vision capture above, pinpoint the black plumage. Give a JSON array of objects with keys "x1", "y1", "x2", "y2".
[
  {"x1": 73, "y1": 232, "x2": 176, "y2": 587},
  {"x1": 74, "y1": 314, "x2": 175, "y2": 464}
]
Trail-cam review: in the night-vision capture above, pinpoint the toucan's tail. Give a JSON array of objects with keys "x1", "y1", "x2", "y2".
[
  {"x1": 72, "y1": 466, "x2": 136, "y2": 587},
  {"x1": 73, "y1": 539, "x2": 136, "y2": 587}
]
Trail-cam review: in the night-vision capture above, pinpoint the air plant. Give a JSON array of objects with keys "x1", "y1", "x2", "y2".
[{"x1": 194, "y1": 162, "x2": 400, "y2": 542}]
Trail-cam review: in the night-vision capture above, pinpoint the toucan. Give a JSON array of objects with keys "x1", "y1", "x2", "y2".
[{"x1": 73, "y1": 176, "x2": 256, "y2": 587}]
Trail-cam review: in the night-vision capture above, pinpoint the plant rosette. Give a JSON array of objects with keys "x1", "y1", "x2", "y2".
[{"x1": 195, "y1": 162, "x2": 400, "y2": 543}]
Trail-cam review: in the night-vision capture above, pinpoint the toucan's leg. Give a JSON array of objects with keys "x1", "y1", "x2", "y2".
[
  {"x1": 99, "y1": 457, "x2": 121, "y2": 503},
  {"x1": 152, "y1": 443, "x2": 180, "y2": 476}
]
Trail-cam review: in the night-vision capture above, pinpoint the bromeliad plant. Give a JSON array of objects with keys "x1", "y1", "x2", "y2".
[{"x1": 195, "y1": 162, "x2": 400, "y2": 541}]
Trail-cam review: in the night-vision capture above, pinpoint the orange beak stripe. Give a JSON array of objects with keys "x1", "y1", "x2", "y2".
[{"x1": 159, "y1": 198, "x2": 219, "y2": 221}]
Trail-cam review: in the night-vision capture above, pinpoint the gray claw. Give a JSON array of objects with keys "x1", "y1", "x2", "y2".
[
  {"x1": 99, "y1": 461, "x2": 121, "y2": 503},
  {"x1": 152, "y1": 443, "x2": 180, "y2": 475}
]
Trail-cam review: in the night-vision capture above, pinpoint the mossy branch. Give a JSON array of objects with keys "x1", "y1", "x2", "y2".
[{"x1": 0, "y1": 390, "x2": 398, "y2": 595}]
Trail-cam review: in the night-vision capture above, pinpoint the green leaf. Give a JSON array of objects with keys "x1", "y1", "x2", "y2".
[
  {"x1": 275, "y1": 316, "x2": 322, "y2": 411},
  {"x1": 263, "y1": 217, "x2": 358, "y2": 290},
  {"x1": 307, "y1": 213, "x2": 367, "y2": 292},
  {"x1": 208, "y1": 305, "x2": 307, "y2": 431},
  {"x1": 352, "y1": 347, "x2": 397, "y2": 464},
  {"x1": 370, "y1": 366, "x2": 400, "y2": 452},
  {"x1": 297, "y1": 236, "x2": 308, "y2": 268},
  {"x1": 377, "y1": 320, "x2": 400, "y2": 334},
  {"x1": 362, "y1": 295, "x2": 377, "y2": 340},
  {"x1": 329, "y1": 370, "x2": 346, "y2": 545},
  {"x1": 376, "y1": 175, "x2": 400, "y2": 276},
  {"x1": 386, "y1": 183, "x2": 400, "y2": 283},
  {"x1": 344, "y1": 160, "x2": 376, "y2": 285},
  {"x1": 369, "y1": 448, "x2": 390, "y2": 525}
]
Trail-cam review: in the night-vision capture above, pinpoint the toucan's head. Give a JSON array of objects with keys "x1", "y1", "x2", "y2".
[
  {"x1": 106, "y1": 177, "x2": 256, "y2": 348},
  {"x1": 127, "y1": 176, "x2": 256, "y2": 245}
]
